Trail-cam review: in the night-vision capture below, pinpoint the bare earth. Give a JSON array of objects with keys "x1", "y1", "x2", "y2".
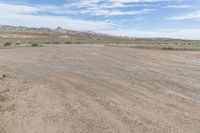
[{"x1": 0, "y1": 45, "x2": 200, "y2": 133}]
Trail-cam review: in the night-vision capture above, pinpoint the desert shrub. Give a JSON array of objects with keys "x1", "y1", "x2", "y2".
[
  {"x1": 75, "y1": 42, "x2": 82, "y2": 44},
  {"x1": 15, "y1": 42, "x2": 21, "y2": 45},
  {"x1": 0, "y1": 95, "x2": 7, "y2": 102},
  {"x1": 53, "y1": 41, "x2": 60, "y2": 44},
  {"x1": 45, "y1": 42, "x2": 51, "y2": 44},
  {"x1": 0, "y1": 74, "x2": 6, "y2": 80},
  {"x1": 4, "y1": 42, "x2": 12, "y2": 46},
  {"x1": 162, "y1": 47, "x2": 173, "y2": 50},
  {"x1": 2, "y1": 74, "x2": 6, "y2": 78},
  {"x1": 31, "y1": 43, "x2": 39, "y2": 47},
  {"x1": 65, "y1": 41, "x2": 72, "y2": 44}
]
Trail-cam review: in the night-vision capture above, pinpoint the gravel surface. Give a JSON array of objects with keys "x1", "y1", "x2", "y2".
[{"x1": 0, "y1": 45, "x2": 200, "y2": 133}]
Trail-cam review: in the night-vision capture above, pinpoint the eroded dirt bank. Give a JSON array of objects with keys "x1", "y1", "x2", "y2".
[{"x1": 0, "y1": 45, "x2": 200, "y2": 133}]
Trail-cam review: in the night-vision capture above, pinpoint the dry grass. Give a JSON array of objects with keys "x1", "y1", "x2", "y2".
[{"x1": 106, "y1": 43, "x2": 200, "y2": 51}]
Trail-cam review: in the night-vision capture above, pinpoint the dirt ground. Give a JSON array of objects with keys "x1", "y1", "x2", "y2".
[{"x1": 0, "y1": 45, "x2": 200, "y2": 133}]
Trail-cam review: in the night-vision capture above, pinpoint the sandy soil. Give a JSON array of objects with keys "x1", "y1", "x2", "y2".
[{"x1": 0, "y1": 45, "x2": 200, "y2": 133}]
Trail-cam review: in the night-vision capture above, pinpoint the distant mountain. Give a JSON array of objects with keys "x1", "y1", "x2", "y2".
[
  {"x1": 0, "y1": 25, "x2": 198, "y2": 44},
  {"x1": 0, "y1": 25, "x2": 123, "y2": 40}
]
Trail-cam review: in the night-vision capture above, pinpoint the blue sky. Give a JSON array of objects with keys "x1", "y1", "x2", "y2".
[{"x1": 0, "y1": 0, "x2": 200, "y2": 39}]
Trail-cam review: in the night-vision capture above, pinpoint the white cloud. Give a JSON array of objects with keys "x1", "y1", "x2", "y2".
[
  {"x1": 168, "y1": 10, "x2": 200, "y2": 20},
  {"x1": 86, "y1": 2, "x2": 142, "y2": 9},
  {"x1": 62, "y1": 0, "x2": 157, "y2": 16},
  {"x1": 80, "y1": 8, "x2": 156, "y2": 16},
  {"x1": 0, "y1": 1, "x2": 157, "y2": 17},
  {"x1": 101, "y1": 28, "x2": 200, "y2": 39},
  {"x1": 0, "y1": 3, "x2": 39, "y2": 14},
  {"x1": 165, "y1": 5, "x2": 192, "y2": 9},
  {"x1": 0, "y1": 3, "x2": 115, "y2": 31},
  {"x1": 108, "y1": 0, "x2": 164, "y2": 3},
  {"x1": 0, "y1": 14, "x2": 116, "y2": 31},
  {"x1": 0, "y1": 2, "x2": 154, "y2": 31},
  {"x1": 85, "y1": 0, "x2": 168, "y2": 3}
]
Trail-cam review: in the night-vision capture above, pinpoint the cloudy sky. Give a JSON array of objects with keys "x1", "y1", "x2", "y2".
[{"x1": 0, "y1": 0, "x2": 200, "y2": 39}]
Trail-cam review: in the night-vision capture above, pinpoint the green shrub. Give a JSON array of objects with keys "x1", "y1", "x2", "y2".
[
  {"x1": 75, "y1": 42, "x2": 82, "y2": 44},
  {"x1": 0, "y1": 74, "x2": 6, "y2": 80},
  {"x1": 16, "y1": 42, "x2": 21, "y2": 45},
  {"x1": 53, "y1": 41, "x2": 60, "y2": 44},
  {"x1": 4, "y1": 42, "x2": 12, "y2": 46},
  {"x1": 31, "y1": 43, "x2": 39, "y2": 47},
  {"x1": 162, "y1": 47, "x2": 173, "y2": 50},
  {"x1": 45, "y1": 42, "x2": 51, "y2": 44},
  {"x1": 65, "y1": 41, "x2": 72, "y2": 44}
]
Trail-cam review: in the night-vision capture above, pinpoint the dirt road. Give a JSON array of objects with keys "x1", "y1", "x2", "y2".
[{"x1": 0, "y1": 45, "x2": 200, "y2": 133}]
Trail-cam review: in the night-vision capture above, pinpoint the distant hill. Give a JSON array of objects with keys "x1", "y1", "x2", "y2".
[
  {"x1": 0, "y1": 25, "x2": 199, "y2": 45},
  {"x1": 0, "y1": 25, "x2": 124, "y2": 40}
]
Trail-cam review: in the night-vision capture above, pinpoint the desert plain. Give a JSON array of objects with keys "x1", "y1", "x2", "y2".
[{"x1": 0, "y1": 44, "x2": 200, "y2": 133}]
